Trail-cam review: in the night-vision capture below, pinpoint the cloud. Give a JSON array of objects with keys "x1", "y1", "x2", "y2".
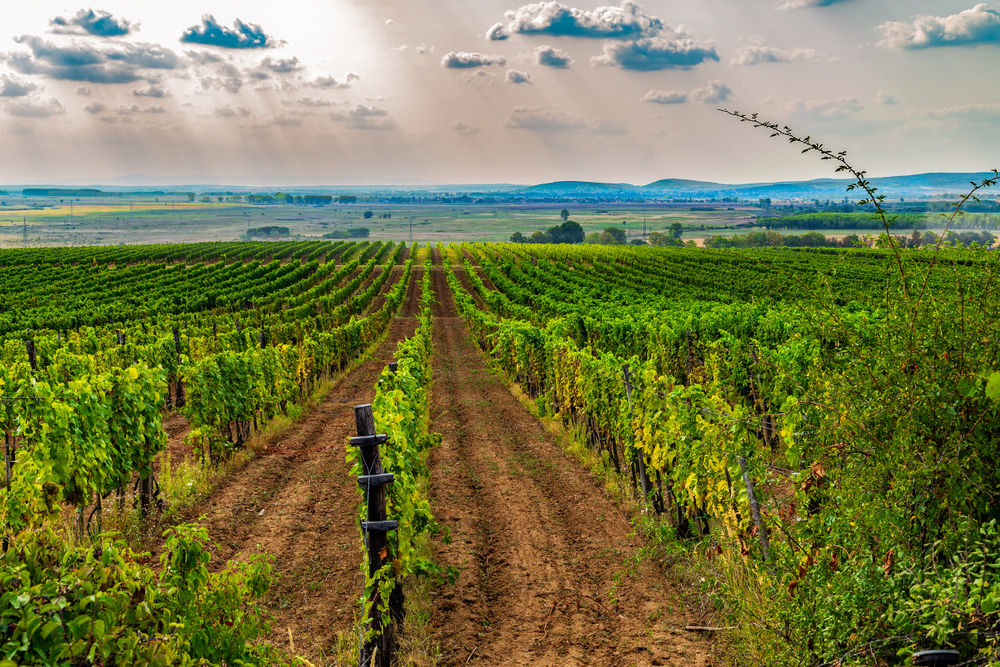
[
  {"x1": 506, "y1": 69, "x2": 533, "y2": 83},
  {"x1": 143, "y1": 105, "x2": 166, "y2": 113},
  {"x1": 6, "y1": 96, "x2": 66, "y2": 117},
  {"x1": 926, "y1": 102, "x2": 1000, "y2": 120},
  {"x1": 505, "y1": 105, "x2": 625, "y2": 134},
  {"x1": 84, "y1": 101, "x2": 105, "y2": 113},
  {"x1": 0, "y1": 74, "x2": 41, "y2": 98},
  {"x1": 787, "y1": 97, "x2": 863, "y2": 119},
  {"x1": 214, "y1": 105, "x2": 251, "y2": 117},
  {"x1": 452, "y1": 120, "x2": 481, "y2": 135},
  {"x1": 7, "y1": 36, "x2": 180, "y2": 84},
  {"x1": 330, "y1": 103, "x2": 396, "y2": 130},
  {"x1": 75, "y1": 86, "x2": 92, "y2": 95},
  {"x1": 271, "y1": 114, "x2": 303, "y2": 127},
  {"x1": 730, "y1": 45, "x2": 827, "y2": 65},
  {"x1": 441, "y1": 51, "x2": 507, "y2": 68},
  {"x1": 50, "y1": 9, "x2": 135, "y2": 37},
  {"x1": 185, "y1": 49, "x2": 224, "y2": 65},
  {"x1": 386, "y1": 19, "x2": 396, "y2": 26},
  {"x1": 254, "y1": 56, "x2": 304, "y2": 76},
  {"x1": 397, "y1": 44, "x2": 434, "y2": 54},
  {"x1": 116, "y1": 104, "x2": 140, "y2": 115},
  {"x1": 199, "y1": 62, "x2": 243, "y2": 93},
  {"x1": 877, "y1": 91, "x2": 897, "y2": 105},
  {"x1": 642, "y1": 89, "x2": 688, "y2": 104},
  {"x1": 292, "y1": 97, "x2": 334, "y2": 107},
  {"x1": 535, "y1": 45, "x2": 573, "y2": 67},
  {"x1": 877, "y1": 4, "x2": 1000, "y2": 49},
  {"x1": 591, "y1": 33, "x2": 719, "y2": 70},
  {"x1": 489, "y1": 1, "x2": 663, "y2": 40},
  {"x1": 305, "y1": 73, "x2": 360, "y2": 88},
  {"x1": 132, "y1": 84, "x2": 169, "y2": 98},
  {"x1": 777, "y1": 0, "x2": 851, "y2": 9},
  {"x1": 690, "y1": 80, "x2": 733, "y2": 103},
  {"x1": 180, "y1": 15, "x2": 280, "y2": 49}
]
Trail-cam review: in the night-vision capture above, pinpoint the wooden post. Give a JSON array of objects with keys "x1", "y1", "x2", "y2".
[
  {"x1": 738, "y1": 456, "x2": 772, "y2": 565},
  {"x1": 622, "y1": 364, "x2": 652, "y2": 503},
  {"x1": 173, "y1": 327, "x2": 185, "y2": 408},
  {"x1": 259, "y1": 331, "x2": 267, "y2": 349},
  {"x1": 353, "y1": 404, "x2": 397, "y2": 667},
  {"x1": 26, "y1": 340, "x2": 37, "y2": 371}
]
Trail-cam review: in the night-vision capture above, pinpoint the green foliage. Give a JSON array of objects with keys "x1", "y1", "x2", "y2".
[{"x1": 0, "y1": 523, "x2": 281, "y2": 666}]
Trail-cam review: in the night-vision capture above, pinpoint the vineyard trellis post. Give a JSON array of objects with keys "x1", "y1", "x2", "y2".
[
  {"x1": 352, "y1": 403, "x2": 398, "y2": 667},
  {"x1": 622, "y1": 364, "x2": 653, "y2": 504},
  {"x1": 738, "y1": 455, "x2": 772, "y2": 566}
]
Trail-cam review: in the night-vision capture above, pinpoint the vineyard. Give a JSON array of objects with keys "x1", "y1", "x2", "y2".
[{"x1": 0, "y1": 236, "x2": 997, "y2": 666}]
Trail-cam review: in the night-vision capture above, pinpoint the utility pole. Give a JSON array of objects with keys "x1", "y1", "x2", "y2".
[
  {"x1": 22, "y1": 217, "x2": 27, "y2": 248},
  {"x1": 409, "y1": 216, "x2": 413, "y2": 242}
]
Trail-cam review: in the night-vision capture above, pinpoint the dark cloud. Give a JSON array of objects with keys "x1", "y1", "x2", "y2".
[
  {"x1": 272, "y1": 114, "x2": 303, "y2": 127},
  {"x1": 877, "y1": 4, "x2": 1000, "y2": 49},
  {"x1": 505, "y1": 105, "x2": 625, "y2": 134},
  {"x1": 50, "y1": 9, "x2": 135, "y2": 37},
  {"x1": 84, "y1": 101, "x2": 105, "y2": 113},
  {"x1": 590, "y1": 34, "x2": 718, "y2": 70},
  {"x1": 505, "y1": 69, "x2": 533, "y2": 83},
  {"x1": 6, "y1": 96, "x2": 66, "y2": 117},
  {"x1": 0, "y1": 74, "x2": 41, "y2": 98},
  {"x1": 258, "y1": 56, "x2": 303, "y2": 74},
  {"x1": 452, "y1": 120, "x2": 481, "y2": 135},
  {"x1": 8, "y1": 36, "x2": 180, "y2": 83},
  {"x1": 115, "y1": 104, "x2": 139, "y2": 115},
  {"x1": 330, "y1": 104, "x2": 395, "y2": 130},
  {"x1": 75, "y1": 85, "x2": 92, "y2": 95},
  {"x1": 441, "y1": 51, "x2": 506, "y2": 68},
  {"x1": 489, "y1": 1, "x2": 662, "y2": 40},
  {"x1": 132, "y1": 84, "x2": 169, "y2": 97},
  {"x1": 690, "y1": 80, "x2": 732, "y2": 103},
  {"x1": 642, "y1": 89, "x2": 687, "y2": 104},
  {"x1": 180, "y1": 15, "x2": 280, "y2": 50},
  {"x1": 305, "y1": 73, "x2": 360, "y2": 88},
  {"x1": 535, "y1": 45, "x2": 573, "y2": 68}
]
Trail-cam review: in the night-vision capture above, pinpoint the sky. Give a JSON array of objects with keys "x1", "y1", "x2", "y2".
[{"x1": 0, "y1": 0, "x2": 999, "y2": 186}]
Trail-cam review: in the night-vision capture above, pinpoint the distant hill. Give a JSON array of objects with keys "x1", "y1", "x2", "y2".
[{"x1": 523, "y1": 172, "x2": 998, "y2": 199}]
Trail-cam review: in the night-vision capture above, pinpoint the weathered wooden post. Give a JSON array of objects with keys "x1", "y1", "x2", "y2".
[
  {"x1": 738, "y1": 456, "x2": 772, "y2": 566},
  {"x1": 26, "y1": 340, "x2": 37, "y2": 371},
  {"x1": 173, "y1": 327, "x2": 185, "y2": 408},
  {"x1": 352, "y1": 404, "x2": 397, "y2": 667},
  {"x1": 622, "y1": 364, "x2": 652, "y2": 503}
]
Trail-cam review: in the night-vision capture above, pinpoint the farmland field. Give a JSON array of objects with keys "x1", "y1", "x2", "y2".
[{"x1": 1, "y1": 239, "x2": 998, "y2": 666}]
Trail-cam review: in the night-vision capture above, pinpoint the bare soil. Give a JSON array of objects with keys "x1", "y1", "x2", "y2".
[
  {"x1": 162, "y1": 269, "x2": 423, "y2": 660},
  {"x1": 425, "y1": 255, "x2": 711, "y2": 666}
]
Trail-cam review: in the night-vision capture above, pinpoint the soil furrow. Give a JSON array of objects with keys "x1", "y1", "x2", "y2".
[{"x1": 427, "y1": 256, "x2": 709, "y2": 666}]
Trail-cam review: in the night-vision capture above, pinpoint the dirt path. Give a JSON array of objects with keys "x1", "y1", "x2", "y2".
[
  {"x1": 170, "y1": 267, "x2": 423, "y2": 660},
  {"x1": 426, "y1": 255, "x2": 710, "y2": 666}
]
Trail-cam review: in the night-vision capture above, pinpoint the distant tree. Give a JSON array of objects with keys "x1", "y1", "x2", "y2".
[
  {"x1": 363, "y1": 210, "x2": 373, "y2": 219},
  {"x1": 604, "y1": 226, "x2": 626, "y2": 244},
  {"x1": 669, "y1": 222, "x2": 684, "y2": 239},
  {"x1": 629, "y1": 238, "x2": 645, "y2": 245},
  {"x1": 335, "y1": 195, "x2": 358, "y2": 204},
  {"x1": 347, "y1": 227, "x2": 370, "y2": 238},
  {"x1": 187, "y1": 193, "x2": 195, "y2": 202},
  {"x1": 560, "y1": 209, "x2": 569, "y2": 221},
  {"x1": 200, "y1": 196, "x2": 211, "y2": 203},
  {"x1": 546, "y1": 220, "x2": 584, "y2": 244},
  {"x1": 529, "y1": 230, "x2": 549, "y2": 243},
  {"x1": 649, "y1": 231, "x2": 682, "y2": 247},
  {"x1": 510, "y1": 231, "x2": 527, "y2": 243}
]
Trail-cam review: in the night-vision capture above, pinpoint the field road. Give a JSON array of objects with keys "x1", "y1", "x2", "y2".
[{"x1": 426, "y1": 249, "x2": 711, "y2": 667}]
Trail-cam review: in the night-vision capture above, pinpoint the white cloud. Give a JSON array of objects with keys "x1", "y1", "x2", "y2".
[
  {"x1": 690, "y1": 80, "x2": 733, "y2": 103},
  {"x1": 877, "y1": 91, "x2": 897, "y2": 105},
  {"x1": 591, "y1": 33, "x2": 719, "y2": 70},
  {"x1": 441, "y1": 51, "x2": 507, "y2": 68},
  {"x1": 534, "y1": 45, "x2": 573, "y2": 68},
  {"x1": 452, "y1": 120, "x2": 481, "y2": 135},
  {"x1": 5, "y1": 96, "x2": 65, "y2": 117},
  {"x1": 787, "y1": 97, "x2": 863, "y2": 119},
  {"x1": 730, "y1": 45, "x2": 827, "y2": 65},
  {"x1": 506, "y1": 69, "x2": 533, "y2": 83},
  {"x1": 777, "y1": 0, "x2": 851, "y2": 9},
  {"x1": 877, "y1": 4, "x2": 1000, "y2": 49},
  {"x1": 489, "y1": 1, "x2": 664, "y2": 40},
  {"x1": 505, "y1": 105, "x2": 625, "y2": 134},
  {"x1": 642, "y1": 89, "x2": 688, "y2": 104}
]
